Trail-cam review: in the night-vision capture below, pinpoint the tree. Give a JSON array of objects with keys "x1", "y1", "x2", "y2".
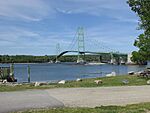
[
  {"x1": 131, "y1": 51, "x2": 145, "y2": 64},
  {"x1": 127, "y1": 0, "x2": 150, "y2": 64}
]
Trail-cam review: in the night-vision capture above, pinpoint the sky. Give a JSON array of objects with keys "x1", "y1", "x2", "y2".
[{"x1": 0, "y1": 0, "x2": 142, "y2": 55}]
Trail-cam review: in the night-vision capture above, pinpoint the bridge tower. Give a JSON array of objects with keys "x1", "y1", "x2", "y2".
[{"x1": 77, "y1": 27, "x2": 85, "y2": 63}]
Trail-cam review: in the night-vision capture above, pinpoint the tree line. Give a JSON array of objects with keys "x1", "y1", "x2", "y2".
[{"x1": 0, "y1": 54, "x2": 127, "y2": 63}]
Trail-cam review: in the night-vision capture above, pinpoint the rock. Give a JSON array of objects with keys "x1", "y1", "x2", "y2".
[
  {"x1": 128, "y1": 71, "x2": 135, "y2": 75},
  {"x1": 40, "y1": 82, "x2": 48, "y2": 85},
  {"x1": 94, "y1": 80, "x2": 103, "y2": 84},
  {"x1": 76, "y1": 78, "x2": 82, "y2": 82},
  {"x1": 34, "y1": 82, "x2": 41, "y2": 87},
  {"x1": 147, "y1": 80, "x2": 150, "y2": 85},
  {"x1": 111, "y1": 72, "x2": 116, "y2": 76},
  {"x1": 106, "y1": 72, "x2": 116, "y2": 77},
  {"x1": 58, "y1": 80, "x2": 65, "y2": 84},
  {"x1": 6, "y1": 83, "x2": 14, "y2": 86},
  {"x1": 2, "y1": 79, "x2": 7, "y2": 84},
  {"x1": 106, "y1": 74, "x2": 112, "y2": 77},
  {"x1": 13, "y1": 83, "x2": 22, "y2": 86},
  {"x1": 34, "y1": 82, "x2": 48, "y2": 86},
  {"x1": 135, "y1": 71, "x2": 142, "y2": 76},
  {"x1": 122, "y1": 79, "x2": 129, "y2": 84}
]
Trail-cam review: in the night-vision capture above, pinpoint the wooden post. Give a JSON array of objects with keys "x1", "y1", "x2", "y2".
[
  {"x1": 27, "y1": 65, "x2": 30, "y2": 83},
  {"x1": 10, "y1": 64, "x2": 14, "y2": 77}
]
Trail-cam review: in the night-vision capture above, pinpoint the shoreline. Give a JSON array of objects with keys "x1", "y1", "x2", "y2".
[{"x1": 0, "y1": 62, "x2": 146, "y2": 66}]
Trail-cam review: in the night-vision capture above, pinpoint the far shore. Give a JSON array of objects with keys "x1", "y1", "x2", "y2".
[{"x1": 0, "y1": 62, "x2": 145, "y2": 66}]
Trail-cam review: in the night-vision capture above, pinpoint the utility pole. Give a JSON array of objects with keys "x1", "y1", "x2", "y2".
[{"x1": 77, "y1": 27, "x2": 85, "y2": 63}]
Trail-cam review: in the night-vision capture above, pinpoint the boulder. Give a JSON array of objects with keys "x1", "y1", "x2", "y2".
[
  {"x1": 58, "y1": 80, "x2": 65, "y2": 84},
  {"x1": 40, "y1": 82, "x2": 48, "y2": 85},
  {"x1": 135, "y1": 71, "x2": 142, "y2": 76},
  {"x1": 34, "y1": 82, "x2": 41, "y2": 87},
  {"x1": 122, "y1": 79, "x2": 129, "y2": 84},
  {"x1": 7, "y1": 76, "x2": 17, "y2": 82},
  {"x1": 147, "y1": 80, "x2": 150, "y2": 85},
  {"x1": 94, "y1": 80, "x2": 103, "y2": 84},
  {"x1": 111, "y1": 72, "x2": 116, "y2": 76},
  {"x1": 2, "y1": 79, "x2": 7, "y2": 84},
  {"x1": 106, "y1": 72, "x2": 116, "y2": 77},
  {"x1": 76, "y1": 78, "x2": 82, "y2": 82},
  {"x1": 34, "y1": 82, "x2": 48, "y2": 86},
  {"x1": 128, "y1": 71, "x2": 135, "y2": 75}
]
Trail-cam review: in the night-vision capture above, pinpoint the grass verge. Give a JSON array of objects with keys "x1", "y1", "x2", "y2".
[
  {"x1": 0, "y1": 75, "x2": 149, "y2": 92},
  {"x1": 14, "y1": 102, "x2": 150, "y2": 113}
]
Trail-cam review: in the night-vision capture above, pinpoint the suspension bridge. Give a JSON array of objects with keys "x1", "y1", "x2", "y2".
[{"x1": 55, "y1": 27, "x2": 128, "y2": 64}]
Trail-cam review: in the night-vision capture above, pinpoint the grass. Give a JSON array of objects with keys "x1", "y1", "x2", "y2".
[
  {"x1": 14, "y1": 102, "x2": 150, "y2": 113},
  {"x1": 0, "y1": 83, "x2": 56, "y2": 92},
  {"x1": 0, "y1": 75, "x2": 149, "y2": 92},
  {"x1": 56, "y1": 75, "x2": 148, "y2": 88}
]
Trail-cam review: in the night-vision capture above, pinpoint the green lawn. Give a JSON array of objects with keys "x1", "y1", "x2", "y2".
[
  {"x1": 0, "y1": 83, "x2": 56, "y2": 92},
  {"x1": 0, "y1": 75, "x2": 149, "y2": 92},
  {"x1": 14, "y1": 102, "x2": 150, "y2": 113},
  {"x1": 56, "y1": 75, "x2": 148, "y2": 88}
]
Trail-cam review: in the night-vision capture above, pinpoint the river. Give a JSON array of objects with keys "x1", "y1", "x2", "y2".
[{"x1": 0, "y1": 63, "x2": 146, "y2": 82}]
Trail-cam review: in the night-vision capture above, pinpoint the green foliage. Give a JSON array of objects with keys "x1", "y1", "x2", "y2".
[
  {"x1": 127, "y1": 0, "x2": 150, "y2": 64},
  {"x1": 0, "y1": 68, "x2": 10, "y2": 80},
  {"x1": 127, "y1": 0, "x2": 150, "y2": 31},
  {"x1": 131, "y1": 51, "x2": 145, "y2": 64},
  {"x1": 0, "y1": 55, "x2": 53, "y2": 63}
]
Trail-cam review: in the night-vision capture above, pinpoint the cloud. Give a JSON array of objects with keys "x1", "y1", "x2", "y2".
[
  {"x1": 83, "y1": 25, "x2": 140, "y2": 53},
  {"x1": 0, "y1": 25, "x2": 138, "y2": 55},
  {"x1": 55, "y1": 0, "x2": 127, "y2": 13},
  {"x1": 0, "y1": 27, "x2": 40, "y2": 46},
  {"x1": 55, "y1": 8, "x2": 72, "y2": 14},
  {"x1": 0, "y1": 0, "x2": 52, "y2": 21},
  {"x1": 54, "y1": 0, "x2": 138, "y2": 23},
  {"x1": 0, "y1": 0, "x2": 139, "y2": 55},
  {"x1": 0, "y1": 26, "x2": 74, "y2": 48},
  {"x1": 0, "y1": 0, "x2": 138, "y2": 23}
]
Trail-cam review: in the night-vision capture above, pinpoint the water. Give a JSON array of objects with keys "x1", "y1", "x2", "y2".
[{"x1": 0, "y1": 63, "x2": 146, "y2": 83}]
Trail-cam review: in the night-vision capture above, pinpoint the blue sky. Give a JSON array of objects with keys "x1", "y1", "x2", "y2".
[{"x1": 0, "y1": 0, "x2": 141, "y2": 55}]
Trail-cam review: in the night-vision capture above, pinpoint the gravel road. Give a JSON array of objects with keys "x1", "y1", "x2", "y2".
[
  {"x1": 0, "y1": 90, "x2": 64, "y2": 113},
  {"x1": 0, "y1": 86, "x2": 150, "y2": 113},
  {"x1": 46, "y1": 86, "x2": 150, "y2": 107}
]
